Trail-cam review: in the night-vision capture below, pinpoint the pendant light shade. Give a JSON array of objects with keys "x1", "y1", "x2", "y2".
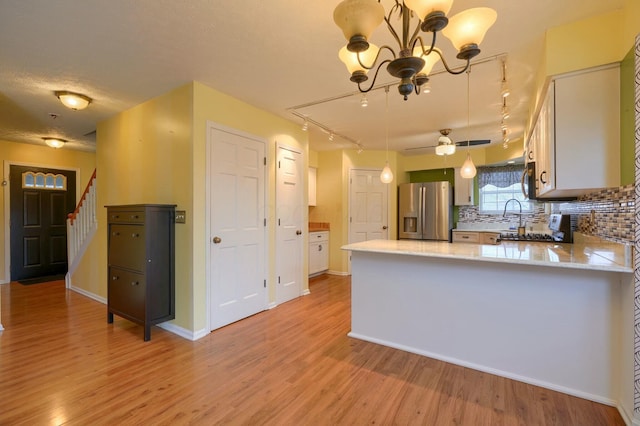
[
  {"x1": 380, "y1": 161, "x2": 394, "y2": 183},
  {"x1": 460, "y1": 152, "x2": 476, "y2": 178},
  {"x1": 412, "y1": 46, "x2": 442, "y2": 75}
]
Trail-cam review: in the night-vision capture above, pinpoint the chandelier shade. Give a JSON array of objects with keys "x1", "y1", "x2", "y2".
[
  {"x1": 333, "y1": 0, "x2": 497, "y2": 100},
  {"x1": 339, "y1": 43, "x2": 380, "y2": 75},
  {"x1": 333, "y1": 0, "x2": 385, "y2": 51},
  {"x1": 404, "y1": 0, "x2": 453, "y2": 21},
  {"x1": 441, "y1": 7, "x2": 497, "y2": 58}
]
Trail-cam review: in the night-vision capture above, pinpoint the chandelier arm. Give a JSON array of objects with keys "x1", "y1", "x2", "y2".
[
  {"x1": 357, "y1": 44, "x2": 396, "y2": 69},
  {"x1": 381, "y1": 2, "x2": 403, "y2": 50},
  {"x1": 356, "y1": 59, "x2": 392, "y2": 93},
  {"x1": 432, "y1": 48, "x2": 471, "y2": 75},
  {"x1": 407, "y1": 16, "x2": 424, "y2": 49},
  {"x1": 413, "y1": 33, "x2": 437, "y2": 56}
]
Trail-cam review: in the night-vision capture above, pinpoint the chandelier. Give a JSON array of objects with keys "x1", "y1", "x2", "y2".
[{"x1": 333, "y1": 0, "x2": 497, "y2": 100}]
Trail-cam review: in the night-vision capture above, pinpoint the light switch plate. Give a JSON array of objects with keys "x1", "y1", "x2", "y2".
[{"x1": 175, "y1": 210, "x2": 186, "y2": 224}]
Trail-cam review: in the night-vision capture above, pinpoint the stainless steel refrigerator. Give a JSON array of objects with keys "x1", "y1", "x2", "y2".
[{"x1": 398, "y1": 181, "x2": 453, "y2": 241}]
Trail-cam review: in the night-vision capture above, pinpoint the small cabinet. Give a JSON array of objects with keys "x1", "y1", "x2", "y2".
[
  {"x1": 454, "y1": 167, "x2": 474, "y2": 206},
  {"x1": 308, "y1": 167, "x2": 317, "y2": 206},
  {"x1": 106, "y1": 204, "x2": 176, "y2": 341},
  {"x1": 309, "y1": 231, "x2": 329, "y2": 275},
  {"x1": 530, "y1": 64, "x2": 620, "y2": 199}
]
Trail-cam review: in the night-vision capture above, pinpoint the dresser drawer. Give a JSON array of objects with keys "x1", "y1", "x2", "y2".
[
  {"x1": 108, "y1": 210, "x2": 145, "y2": 224},
  {"x1": 108, "y1": 267, "x2": 146, "y2": 321},
  {"x1": 108, "y1": 224, "x2": 146, "y2": 271}
]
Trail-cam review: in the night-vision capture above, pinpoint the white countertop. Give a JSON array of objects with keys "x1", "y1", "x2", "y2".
[{"x1": 342, "y1": 239, "x2": 633, "y2": 273}]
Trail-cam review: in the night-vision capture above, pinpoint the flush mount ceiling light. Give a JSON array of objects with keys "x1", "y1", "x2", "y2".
[
  {"x1": 435, "y1": 128, "x2": 455, "y2": 156},
  {"x1": 54, "y1": 91, "x2": 92, "y2": 110},
  {"x1": 334, "y1": 0, "x2": 497, "y2": 100},
  {"x1": 42, "y1": 137, "x2": 67, "y2": 148}
]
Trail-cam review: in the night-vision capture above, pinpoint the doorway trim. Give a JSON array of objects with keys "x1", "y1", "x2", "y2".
[
  {"x1": 204, "y1": 121, "x2": 268, "y2": 332},
  {"x1": 2, "y1": 160, "x2": 81, "y2": 285}
]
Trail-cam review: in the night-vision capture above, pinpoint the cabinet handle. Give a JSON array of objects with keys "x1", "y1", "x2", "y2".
[
  {"x1": 112, "y1": 276, "x2": 119, "y2": 281},
  {"x1": 528, "y1": 151, "x2": 533, "y2": 161},
  {"x1": 113, "y1": 232, "x2": 120, "y2": 236},
  {"x1": 318, "y1": 245, "x2": 322, "y2": 252},
  {"x1": 131, "y1": 281, "x2": 139, "y2": 286},
  {"x1": 462, "y1": 235, "x2": 470, "y2": 239},
  {"x1": 131, "y1": 233, "x2": 140, "y2": 238},
  {"x1": 540, "y1": 171, "x2": 547, "y2": 184},
  {"x1": 112, "y1": 215, "x2": 120, "y2": 220},
  {"x1": 130, "y1": 215, "x2": 139, "y2": 219},
  {"x1": 296, "y1": 230, "x2": 302, "y2": 235}
]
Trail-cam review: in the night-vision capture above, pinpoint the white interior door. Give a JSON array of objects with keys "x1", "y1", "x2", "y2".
[
  {"x1": 276, "y1": 144, "x2": 304, "y2": 304},
  {"x1": 209, "y1": 124, "x2": 266, "y2": 331},
  {"x1": 349, "y1": 169, "x2": 389, "y2": 244}
]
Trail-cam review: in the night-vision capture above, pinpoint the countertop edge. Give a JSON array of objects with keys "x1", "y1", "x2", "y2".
[{"x1": 341, "y1": 240, "x2": 633, "y2": 274}]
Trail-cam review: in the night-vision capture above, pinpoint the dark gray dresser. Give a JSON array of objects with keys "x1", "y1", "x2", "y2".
[{"x1": 106, "y1": 204, "x2": 176, "y2": 341}]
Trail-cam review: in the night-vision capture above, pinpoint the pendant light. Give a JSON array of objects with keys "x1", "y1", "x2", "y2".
[
  {"x1": 460, "y1": 69, "x2": 476, "y2": 179},
  {"x1": 380, "y1": 86, "x2": 393, "y2": 183}
]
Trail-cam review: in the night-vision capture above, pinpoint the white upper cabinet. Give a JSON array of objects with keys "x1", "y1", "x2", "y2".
[
  {"x1": 454, "y1": 167, "x2": 474, "y2": 206},
  {"x1": 533, "y1": 64, "x2": 620, "y2": 199}
]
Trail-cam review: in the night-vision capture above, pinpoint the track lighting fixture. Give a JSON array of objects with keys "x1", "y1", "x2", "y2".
[{"x1": 500, "y1": 59, "x2": 510, "y2": 98}]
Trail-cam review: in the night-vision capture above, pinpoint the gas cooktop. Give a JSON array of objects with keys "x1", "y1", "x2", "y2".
[{"x1": 499, "y1": 232, "x2": 557, "y2": 242}]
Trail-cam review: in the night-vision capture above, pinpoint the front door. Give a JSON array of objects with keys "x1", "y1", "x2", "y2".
[
  {"x1": 10, "y1": 165, "x2": 76, "y2": 281},
  {"x1": 208, "y1": 124, "x2": 267, "y2": 331},
  {"x1": 275, "y1": 144, "x2": 304, "y2": 304}
]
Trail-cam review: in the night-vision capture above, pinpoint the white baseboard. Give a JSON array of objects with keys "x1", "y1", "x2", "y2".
[
  {"x1": 268, "y1": 302, "x2": 278, "y2": 309},
  {"x1": 327, "y1": 270, "x2": 350, "y2": 276},
  {"x1": 157, "y1": 322, "x2": 208, "y2": 341},
  {"x1": 302, "y1": 288, "x2": 311, "y2": 296},
  {"x1": 0, "y1": 280, "x2": 9, "y2": 285},
  {"x1": 69, "y1": 285, "x2": 107, "y2": 305},
  {"x1": 618, "y1": 402, "x2": 640, "y2": 426}
]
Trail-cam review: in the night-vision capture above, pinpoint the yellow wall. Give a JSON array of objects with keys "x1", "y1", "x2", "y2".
[
  {"x1": 71, "y1": 81, "x2": 309, "y2": 336},
  {"x1": 192, "y1": 81, "x2": 308, "y2": 331},
  {"x1": 0, "y1": 139, "x2": 96, "y2": 283}
]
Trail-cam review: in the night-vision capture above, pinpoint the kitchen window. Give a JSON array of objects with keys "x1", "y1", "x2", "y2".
[{"x1": 477, "y1": 165, "x2": 534, "y2": 214}]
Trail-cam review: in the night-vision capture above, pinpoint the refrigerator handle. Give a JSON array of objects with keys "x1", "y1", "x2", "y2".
[{"x1": 420, "y1": 185, "x2": 426, "y2": 238}]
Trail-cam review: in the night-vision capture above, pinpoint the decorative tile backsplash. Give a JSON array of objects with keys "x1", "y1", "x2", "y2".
[
  {"x1": 555, "y1": 184, "x2": 634, "y2": 243},
  {"x1": 457, "y1": 184, "x2": 635, "y2": 243}
]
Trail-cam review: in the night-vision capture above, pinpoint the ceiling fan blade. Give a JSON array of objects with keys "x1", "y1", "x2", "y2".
[{"x1": 455, "y1": 139, "x2": 491, "y2": 147}]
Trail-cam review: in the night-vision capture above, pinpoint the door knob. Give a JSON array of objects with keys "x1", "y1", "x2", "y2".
[
  {"x1": 212, "y1": 236, "x2": 222, "y2": 244},
  {"x1": 296, "y1": 230, "x2": 302, "y2": 235},
  {"x1": 382, "y1": 226, "x2": 388, "y2": 230}
]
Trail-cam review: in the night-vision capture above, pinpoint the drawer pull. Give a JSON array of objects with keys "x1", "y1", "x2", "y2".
[
  {"x1": 113, "y1": 232, "x2": 120, "y2": 236},
  {"x1": 130, "y1": 215, "x2": 139, "y2": 219},
  {"x1": 131, "y1": 281, "x2": 139, "y2": 286},
  {"x1": 112, "y1": 215, "x2": 120, "y2": 219},
  {"x1": 132, "y1": 233, "x2": 140, "y2": 238},
  {"x1": 112, "y1": 276, "x2": 119, "y2": 281},
  {"x1": 462, "y1": 235, "x2": 469, "y2": 239}
]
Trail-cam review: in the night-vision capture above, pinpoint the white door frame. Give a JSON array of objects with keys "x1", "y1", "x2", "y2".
[
  {"x1": 2, "y1": 160, "x2": 81, "y2": 285},
  {"x1": 347, "y1": 167, "x2": 388, "y2": 274},
  {"x1": 205, "y1": 121, "x2": 268, "y2": 331}
]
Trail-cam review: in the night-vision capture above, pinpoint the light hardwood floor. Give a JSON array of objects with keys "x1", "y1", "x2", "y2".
[{"x1": 0, "y1": 274, "x2": 625, "y2": 425}]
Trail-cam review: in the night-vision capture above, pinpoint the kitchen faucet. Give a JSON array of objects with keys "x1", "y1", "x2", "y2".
[{"x1": 503, "y1": 198, "x2": 526, "y2": 236}]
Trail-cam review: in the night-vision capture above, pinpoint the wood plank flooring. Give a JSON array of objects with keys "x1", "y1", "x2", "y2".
[{"x1": 0, "y1": 274, "x2": 625, "y2": 425}]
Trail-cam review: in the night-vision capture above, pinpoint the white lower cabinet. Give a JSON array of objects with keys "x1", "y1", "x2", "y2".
[{"x1": 309, "y1": 231, "x2": 329, "y2": 275}]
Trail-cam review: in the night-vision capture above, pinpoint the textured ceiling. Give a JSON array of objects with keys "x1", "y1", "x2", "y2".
[{"x1": 0, "y1": 0, "x2": 625, "y2": 154}]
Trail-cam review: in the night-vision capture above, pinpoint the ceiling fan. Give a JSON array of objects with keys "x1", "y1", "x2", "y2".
[{"x1": 404, "y1": 129, "x2": 491, "y2": 154}]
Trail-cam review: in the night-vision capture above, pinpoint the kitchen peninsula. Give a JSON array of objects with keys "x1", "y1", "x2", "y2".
[{"x1": 342, "y1": 239, "x2": 635, "y2": 413}]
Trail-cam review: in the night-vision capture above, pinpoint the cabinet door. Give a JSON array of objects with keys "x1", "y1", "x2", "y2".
[
  {"x1": 537, "y1": 83, "x2": 555, "y2": 196},
  {"x1": 309, "y1": 241, "x2": 321, "y2": 274},
  {"x1": 108, "y1": 224, "x2": 146, "y2": 272},
  {"x1": 317, "y1": 242, "x2": 329, "y2": 271},
  {"x1": 554, "y1": 66, "x2": 620, "y2": 191},
  {"x1": 454, "y1": 168, "x2": 473, "y2": 206},
  {"x1": 108, "y1": 267, "x2": 146, "y2": 321}
]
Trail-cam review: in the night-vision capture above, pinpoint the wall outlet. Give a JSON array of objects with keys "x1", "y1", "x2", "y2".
[{"x1": 175, "y1": 210, "x2": 186, "y2": 224}]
